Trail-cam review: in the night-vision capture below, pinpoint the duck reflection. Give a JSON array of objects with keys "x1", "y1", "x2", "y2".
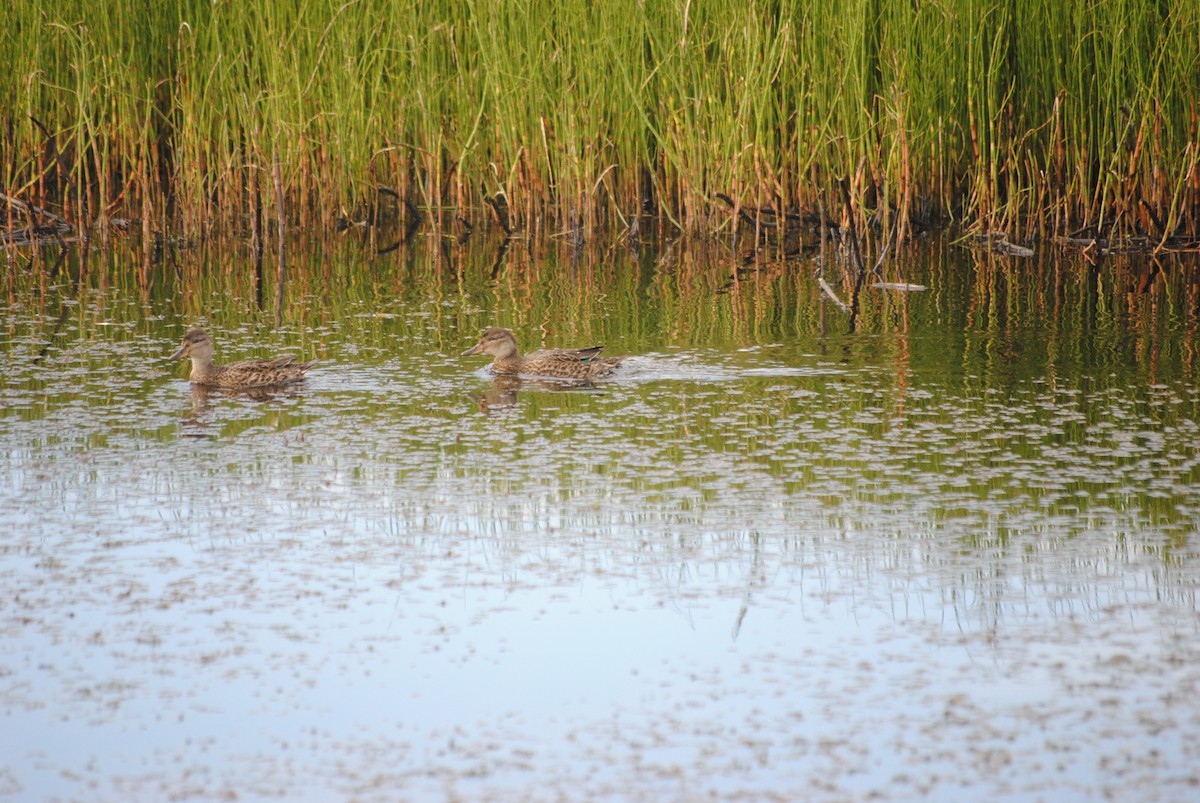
[
  {"x1": 466, "y1": 375, "x2": 523, "y2": 415},
  {"x1": 182, "y1": 382, "x2": 307, "y2": 434},
  {"x1": 466, "y1": 374, "x2": 603, "y2": 416}
]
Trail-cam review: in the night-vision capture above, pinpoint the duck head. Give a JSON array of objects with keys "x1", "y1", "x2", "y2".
[
  {"x1": 170, "y1": 328, "x2": 214, "y2": 362},
  {"x1": 462, "y1": 327, "x2": 521, "y2": 360}
]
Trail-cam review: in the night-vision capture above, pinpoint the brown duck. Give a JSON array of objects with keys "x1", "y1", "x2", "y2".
[
  {"x1": 169, "y1": 328, "x2": 314, "y2": 389},
  {"x1": 462, "y1": 327, "x2": 623, "y2": 379}
]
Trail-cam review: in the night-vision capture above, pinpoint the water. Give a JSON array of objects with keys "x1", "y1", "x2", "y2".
[{"x1": 2, "y1": 237, "x2": 1199, "y2": 801}]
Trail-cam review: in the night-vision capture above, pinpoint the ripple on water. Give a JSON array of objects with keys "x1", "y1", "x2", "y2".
[{"x1": 2, "y1": 276, "x2": 1200, "y2": 801}]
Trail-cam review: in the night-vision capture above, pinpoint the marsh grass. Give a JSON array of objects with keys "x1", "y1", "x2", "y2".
[{"x1": 2, "y1": 0, "x2": 1198, "y2": 244}]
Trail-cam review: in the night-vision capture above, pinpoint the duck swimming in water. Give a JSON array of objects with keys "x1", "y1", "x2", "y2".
[
  {"x1": 169, "y1": 328, "x2": 314, "y2": 389},
  {"x1": 461, "y1": 327, "x2": 623, "y2": 380}
]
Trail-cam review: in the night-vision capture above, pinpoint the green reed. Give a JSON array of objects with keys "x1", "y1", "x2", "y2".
[{"x1": 2, "y1": 0, "x2": 1197, "y2": 242}]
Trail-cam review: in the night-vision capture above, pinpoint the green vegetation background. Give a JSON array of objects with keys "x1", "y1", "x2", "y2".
[{"x1": 2, "y1": 0, "x2": 1197, "y2": 237}]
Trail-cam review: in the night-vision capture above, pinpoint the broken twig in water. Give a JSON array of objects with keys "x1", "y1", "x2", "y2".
[
  {"x1": 967, "y1": 231, "x2": 1035, "y2": 257},
  {"x1": 818, "y1": 276, "x2": 851, "y2": 311},
  {"x1": 872, "y1": 282, "x2": 927, "y2": 292}
]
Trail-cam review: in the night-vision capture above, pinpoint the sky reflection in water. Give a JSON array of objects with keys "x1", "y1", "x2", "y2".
[{"x1": 1, "y1": 241, "x2": 1199, "y2": 801}]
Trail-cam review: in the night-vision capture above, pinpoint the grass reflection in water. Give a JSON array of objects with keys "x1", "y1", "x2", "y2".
[{"x1": 0, "y1": 236, "x2": 1198, "y2": 801}]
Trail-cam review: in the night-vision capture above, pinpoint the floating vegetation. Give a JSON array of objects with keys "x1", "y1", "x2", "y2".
[{"x1": 1, "y1": 0, "x2": 1198, "y2": 249}]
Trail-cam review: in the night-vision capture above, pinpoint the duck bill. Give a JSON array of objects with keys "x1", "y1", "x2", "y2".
[
  {"x1": 169, "y1": 344, "x2": 187, "y2": 360},
  {"x1": 462, "y1": 343, "x2": 483, "y2": 356}
]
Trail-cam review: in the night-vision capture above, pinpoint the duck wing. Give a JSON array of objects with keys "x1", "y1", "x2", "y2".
[
  {"x1": 216, "y1": 356, "x2": 313, "y2": 388},
  {"x1": 227, "y1": 355, "x2": 303, "y2": 371},
  {"x1": 560, "y1": 345, "x2": 605, "y2": 362}
]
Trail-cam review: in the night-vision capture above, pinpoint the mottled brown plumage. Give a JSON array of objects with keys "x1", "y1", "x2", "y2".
[
  {"x1": 169, "y1": 328, "x2": 313, "y2": 389},
  {"x1": 462, "y1": 327, "x2": 623, "y2": 379}
]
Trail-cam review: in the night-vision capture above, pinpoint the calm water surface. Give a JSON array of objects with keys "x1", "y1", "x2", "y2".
[{"x1": 2, "y1": 237, "x2": 1199, "y2": 801}]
